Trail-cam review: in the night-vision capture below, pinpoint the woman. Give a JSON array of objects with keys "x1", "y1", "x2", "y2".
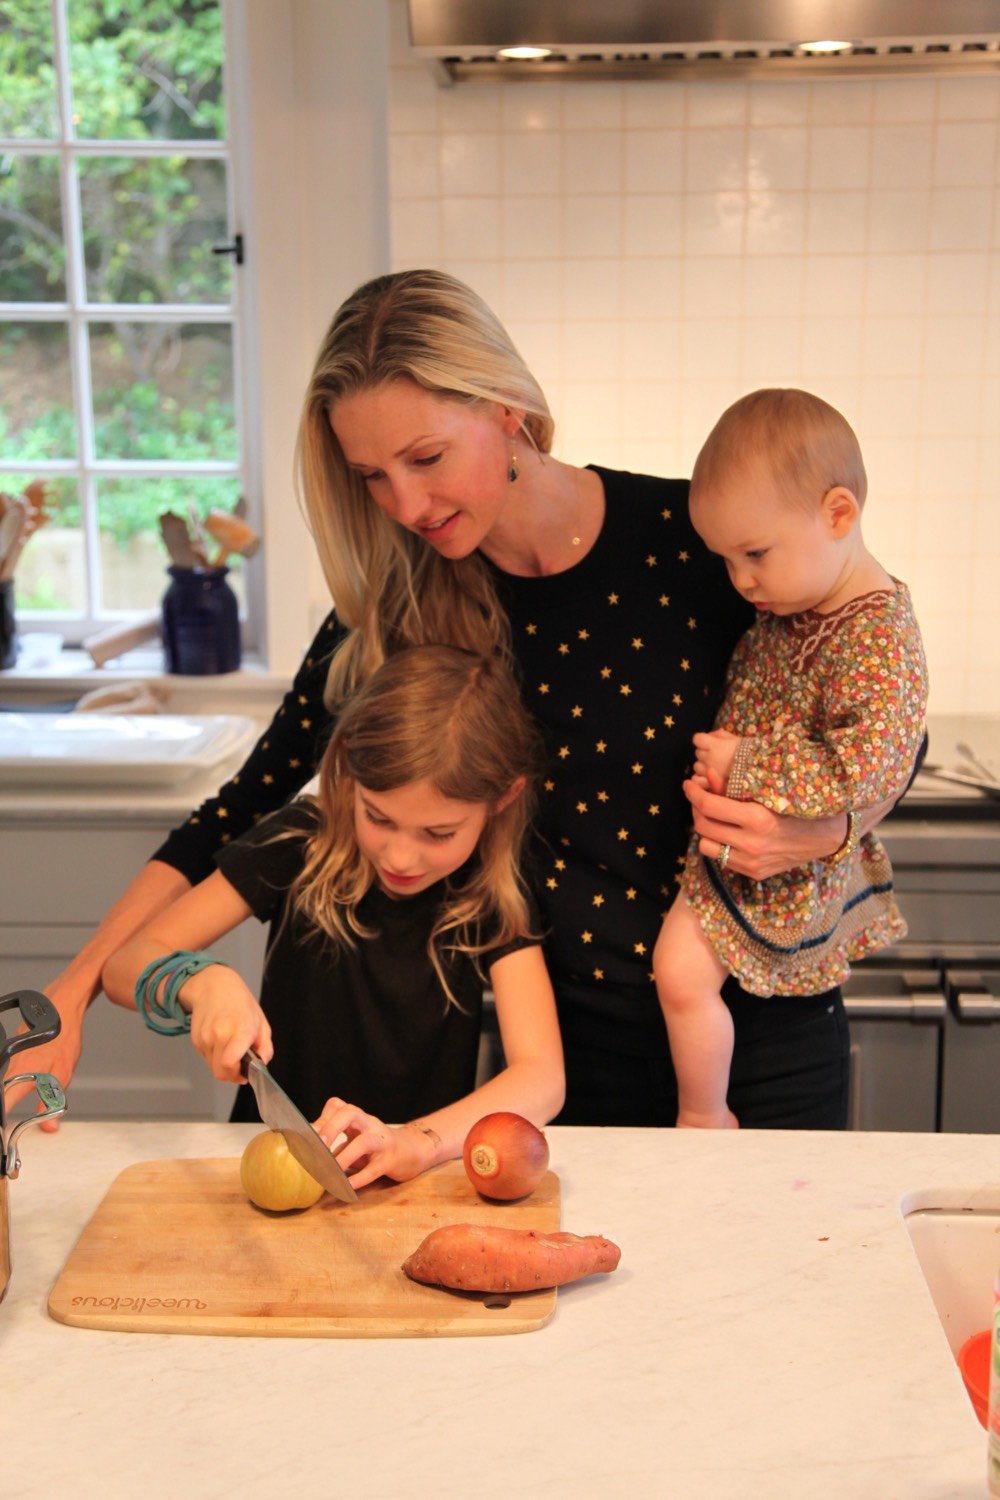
[{"x1": 26, "y1": 270, "x2": 886, "y2": 1128}]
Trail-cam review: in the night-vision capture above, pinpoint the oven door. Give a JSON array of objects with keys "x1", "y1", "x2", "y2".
[
  {"x1": 940, "y1": 966, "x2": 1000, "y2": 1132},
  {"x1": 843, "y1": 964, "x2": 946, "y2": 1131}
]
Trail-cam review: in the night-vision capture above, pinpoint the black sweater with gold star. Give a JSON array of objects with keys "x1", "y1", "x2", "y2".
[{"x1": 154, "y1": 467, "x2": 752, "y2": 1025}]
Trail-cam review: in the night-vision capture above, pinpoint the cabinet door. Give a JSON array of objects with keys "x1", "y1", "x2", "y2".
[{"x1": 2, "y1": 921, "x2": 267, "y2": 1121}]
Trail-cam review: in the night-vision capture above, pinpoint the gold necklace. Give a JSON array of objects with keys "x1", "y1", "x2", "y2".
[{"x1": 571, "y1": 468, "x2": 585, "y2": 548}]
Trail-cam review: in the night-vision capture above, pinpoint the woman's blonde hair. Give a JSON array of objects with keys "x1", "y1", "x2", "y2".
[
  {"x1": 291, "y1": 644, "x2": 545, "y2": 1006},
  {"x1": 295, "y1": 270, "x2": 555, "y2": 710},
  {"x1": 690, "y1": 388, "x2": 868, "y2": 513}
]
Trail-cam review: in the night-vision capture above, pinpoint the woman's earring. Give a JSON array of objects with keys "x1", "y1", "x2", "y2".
[{"x1": 508, "y1": 448, "x2": 519, "y2": 484}]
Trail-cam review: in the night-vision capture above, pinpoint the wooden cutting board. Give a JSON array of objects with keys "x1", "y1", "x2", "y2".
[{"x1": 47, "y1": 1156, "x2": 561, "y2": 1338}]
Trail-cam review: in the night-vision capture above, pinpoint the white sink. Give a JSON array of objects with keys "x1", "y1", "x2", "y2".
[
  {"x1": 902, "y1": 1184, "x2": 1000, "y2": 1359},
  {"x1": 0, "y1": 712, "x2": 258, "y2": 787}
]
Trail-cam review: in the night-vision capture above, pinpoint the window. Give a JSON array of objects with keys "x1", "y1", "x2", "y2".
[{"x1": 0, "y1": 0, "x2": 248, "y2": 639}]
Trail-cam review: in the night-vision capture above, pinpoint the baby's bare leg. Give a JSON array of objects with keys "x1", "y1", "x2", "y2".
[{"x1": 654, "y1": 897, "x2": 738, "y2": 1129}]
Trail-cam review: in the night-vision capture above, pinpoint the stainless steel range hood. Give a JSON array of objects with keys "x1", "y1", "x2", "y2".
[{"x1": 407, "y1": 1, "x2": 1000, "y2": 83}]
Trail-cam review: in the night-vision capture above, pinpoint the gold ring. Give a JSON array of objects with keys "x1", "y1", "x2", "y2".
[{"x1": 717, "y1": 843, "x2": 732, "y2": 870}]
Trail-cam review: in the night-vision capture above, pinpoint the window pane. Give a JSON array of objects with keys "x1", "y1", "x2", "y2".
[
  {"x1": 0, "y1": 155, "x2": 66, "y2": 300},
  {"x1": 98, "y1": 474, "x2": 244, "y2": 611},
  {"x1": 0, "y1": 322, "x2": 76, "y2": 459},
  {"x1": 4, "y1": 475, "x2": 85, "y2": 613},
  {"x1": 0, "y1": 3, "x2": 59, "y2": 139},
  {"x1": 68, "y1": 0, "x2": 225, "y2": 142},
  {"x1": 90, "y1": 321, "x2": 236, "y2": 461},
  {"x1": 80, "y1": 156, "x2": 230, "y2": 304}
]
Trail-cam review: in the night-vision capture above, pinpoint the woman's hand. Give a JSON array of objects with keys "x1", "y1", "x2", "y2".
[
  {"x1": 683, "y1": 773, "x2": 899, "y2": 881},
  {"x1": 185, "y1": 968, "x2": 272, "y2": 1082},
  {"x1": 313, "y1": 1099, "x2": 437, "y2": 1191}
]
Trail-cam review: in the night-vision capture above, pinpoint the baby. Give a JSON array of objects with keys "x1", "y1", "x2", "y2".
[{"x1": 654, "y1": 388, "x2": 928, "y2": 1129}]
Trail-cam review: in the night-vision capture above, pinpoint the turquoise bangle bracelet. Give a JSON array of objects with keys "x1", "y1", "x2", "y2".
[{"x1": 135, "y1": 949, "x2": 225, "y2": 1035}]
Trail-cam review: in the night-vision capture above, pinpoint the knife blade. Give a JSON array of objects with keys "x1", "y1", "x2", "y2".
[{"x1": 241, "y1": 1050, "x2": 358, "y2": 1204}]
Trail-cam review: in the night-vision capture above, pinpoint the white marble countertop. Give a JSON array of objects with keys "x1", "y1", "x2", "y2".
[{"x1": 3, "y1": 1122, "x2": 996, "y2": 1499}]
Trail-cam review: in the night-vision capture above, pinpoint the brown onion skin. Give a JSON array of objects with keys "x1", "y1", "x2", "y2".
[{"x1": 462, "y1": 1111, "x2": 549, "y2": 1201}]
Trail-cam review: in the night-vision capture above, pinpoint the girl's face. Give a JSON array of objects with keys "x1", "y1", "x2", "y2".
[
  {"x1": 691, "y1": 469, "x2": 853, "y2": 617},
  {"x1": 329, "y1": 379, "x2": 520, "y2": 559},
  {"x1": 353, "y1": 777, "x2": 491, "y2": 898}
]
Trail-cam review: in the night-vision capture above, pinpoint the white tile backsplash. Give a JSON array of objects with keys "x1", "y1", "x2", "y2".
[{"x1": 389, "y1": 6, "x2": 1000, "y2": 715}]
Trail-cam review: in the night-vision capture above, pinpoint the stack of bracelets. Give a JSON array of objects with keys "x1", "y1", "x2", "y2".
[{"x1": 134, "y1": 949, "x2": 226, "y2": 1035}]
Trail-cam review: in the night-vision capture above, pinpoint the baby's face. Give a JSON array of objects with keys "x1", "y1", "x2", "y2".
[{"x1": 691, "y1": 468, "x2": 853, "y2": 617}]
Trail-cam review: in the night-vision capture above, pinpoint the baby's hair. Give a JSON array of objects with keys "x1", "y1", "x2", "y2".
[
  {"x1": 691, "y1": 388, "x2": 867, "y2": 513},
  {"x1": 290, "y1": 643, "x2": 545, "y2": 1006}
]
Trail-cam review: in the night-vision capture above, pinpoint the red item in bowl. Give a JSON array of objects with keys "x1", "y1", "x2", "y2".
[{"x1": 958, "y1": 1329, "x2": 990, "y2": 1428}]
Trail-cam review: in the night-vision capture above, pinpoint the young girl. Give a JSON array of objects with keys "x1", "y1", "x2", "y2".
[
  {"x1": 102, "y1": 644, "x2": 564, "y2": 1190},
  {"x1": 653, "y1": 389, "x2": 928, "y2": 1129}
]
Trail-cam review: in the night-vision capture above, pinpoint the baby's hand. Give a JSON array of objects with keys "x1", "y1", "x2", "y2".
[
  {"x1": 185, "y1": 966, "x2": 272, "y2": 1082},
  {"x1": 692, "y1": 729, "x2": 740, "y2": 785},
  {"x1": 314, "y1": 1099, "x2": 434, "y2": 1191}
]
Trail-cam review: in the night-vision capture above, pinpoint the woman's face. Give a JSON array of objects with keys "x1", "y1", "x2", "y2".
[{"x1": 329, "y1": 379, "x2": 518, "y2": 558}]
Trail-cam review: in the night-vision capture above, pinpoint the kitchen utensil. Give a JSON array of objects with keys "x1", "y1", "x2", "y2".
[
  {"x1": 1, "y1": 988, "x2": 68, "y2": 1303},
  {"x1": 955, "y1": 741, "x2": 997, "y2": 784},
  {"x1": 47, "y1": 1156, "x2": 560, "y2": 1336},
  {"x1": 158, "y1": 511, "x2": 200, "y2": 569},
  {"x1": 0, "y1": 496, "x2": 28, "y2": 583},
  {"x1": 82, "y1": 612, "x2": 162, "y2": 667},
  {"x1": 241, "y1": 1050, "x2": 358, "y2": 1203},
  {"x1": 204, "y1": 509, "x2": 261, "y2": 566}
]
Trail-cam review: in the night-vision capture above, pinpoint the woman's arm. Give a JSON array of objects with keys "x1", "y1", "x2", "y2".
[
  {"x1": 102, "y1": 870, "x2": 271, "y2": 1082},
  {"x1": 314, "y1": 945, "x2": 565, "y2": 1191}
]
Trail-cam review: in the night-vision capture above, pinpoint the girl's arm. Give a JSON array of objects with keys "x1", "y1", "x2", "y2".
[
  {"x1": 314, "y1": 944, "x2": 565, "y2": 1191},
  {"x1": 101, "y1": 870, "x2": 272, "y2": 1083}
]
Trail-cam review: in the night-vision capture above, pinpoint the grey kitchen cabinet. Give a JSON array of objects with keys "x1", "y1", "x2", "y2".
[{"x1": 0, "y1": 818, "x2": 267, "y2": 1121}]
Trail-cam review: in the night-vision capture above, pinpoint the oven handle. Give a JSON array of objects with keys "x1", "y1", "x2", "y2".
[
  {"x1": 945, "y1": 970, "x2": 1000, "y2": 1023},
  {"x1": 843, "y1": 970, "x2": 945, "y2": 1021}
]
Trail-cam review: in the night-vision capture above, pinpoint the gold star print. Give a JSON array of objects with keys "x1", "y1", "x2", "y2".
[
  {"x1": 578, "y1": 629, "x2": 589, "y2": 640},
  {"x1": 662, "y1": 508, "x2": 672, "y2": 520},
  {"x1": 619, "y1": 683, "x2": 632, "y2": 696},
  {"x1": 191, "y1": 815, "x2": 200, "y2": 825},
  {"x1": 539, "y1": 683, "x2": 550, "y2": 695},
  {"x1": 646, "y1": 555, "x2": 656, "y2": 567},
  {"x1": 558, "y1": 746, "x2": 570, "y2": 759},
  {"x1": 659, "y1": 594, "x2": 669, "y2": 606},
  {"x1": 301, "y1": 718, "x2": 312, "y2": 730},
  {"x1": 631, "y1": 762, "x2": 643, "y2": 774},
  {"x1": 687, "y1": 617, "x2": 697, "y2": 629},
  {"x1": 626, "y1": 887, "x2": 637, "y2": 900},
  {"x1": 649, "y1": 803, "x2": 660, "y2": 816},
  {"x1": 232, "y1": 773, "x2": 241, "y2": 783},
  {"x1": 220, "y1": 833, "x2": 231, "y2": 844},
  {"x1": 216, "y1": 807, "x2": 228, "y2": 819},
  {"x1": 678, "y1": 550, "x2": 689, "y2": 562},
  {"x1": 644, "y1": 727, "x2": 655, "y2": 740},
  {"x1": 661, "y1": 884, "x2": 673, "y2": 898},
  {"x1": 298, "y1": 694, "x2": 308, "y2": 706},
  {"x1": 592, "y1": 894, "x2": 605, "y2": 907},
  {"x1": 262, "y1": 740, "x2": 270, "y2": 749},
  {"x1": 546, "y1": 877, "x2": 558, "y2": 890},
  {"x1": 544, "y1": 779, "x2": 555, "y2": 791},
  {"x1": 600, "y1": 666, "x2": 612, "y2": 679},
  {"x1": 290, "y1": 758, "x2": 301, "y2": 769},
  {"x1": 673, "y1": 693, "x2": 682, "y2": 706},
  {"x1": 559, "y1": 643, "x2": 570, "y2": 655},
  {"x1": 631, "y1": 637, "x2": 644, "y2": 650},
  {"x1": 571, "y1": 705, "x2": 583, "y2": 718},
  {"x1": 262, "y1": 773, "x2": 274, "y2": 785},
  {"x1": 635, "y1": 846, "x2": 647, "y2": 858},
  {"x1": 597, "y1": 790, "x2": 609, "y2": 802},
  {"x1": 634, "y1": 942, "x2": 647, "y2": 956},
  {"x1": 663, "y1": 715, "x2": 675, "y2": 728},
  {"x1": 526, "y1": 623, "x2": 537, "y2": 634},
  {"x1": 581, "y1": 931, "x2": 593, "y2": 944},
  {"x1": 576, "y1": 801, "x2": 588, "y2": 814},
  {"x1": 594, "y1": 969, "x2": 604, "y2": 980},
  {"x1": 680, "y1": 659, "x2": 690, "y2": 672},
  {"x1": 617, "y1": 827, "x2": 629, "y2": 841},
  {"x1": 596, "y1": 740, "x2": 607, "y2": 753},
  {"x1": 555, "y1": 859, "x2": 566, "y2": 871},
  {"x1": 608, "y1": 592, "x2": 619, "y2": 604}
]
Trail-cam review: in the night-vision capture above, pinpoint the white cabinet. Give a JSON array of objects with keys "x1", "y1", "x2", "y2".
[{"x1": 1, "y1": 817, "x2": 266, "y2": 1121}]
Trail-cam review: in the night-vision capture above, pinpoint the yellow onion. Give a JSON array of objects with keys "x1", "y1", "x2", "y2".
[
  {"x1": 462, "y1": 1111, "x2": 549, "y2": 1200},
  {"x1": 239, "y1": 1129, "x2": 324, "y2": 1212}
]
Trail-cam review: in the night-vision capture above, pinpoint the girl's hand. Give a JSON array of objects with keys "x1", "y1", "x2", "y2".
[
  {"x1": 185, "y1": 967, "x2": 273, "y2": 1082},
  {"x1": 692, "y1": 728, "x2": 740, "y2": 785},
  {"x1": 313, "y1": 1099, "x2": 436, "y2": 1191},
  {"x1": 683, "y1": 775, "x2": 899, "y2": 881}
]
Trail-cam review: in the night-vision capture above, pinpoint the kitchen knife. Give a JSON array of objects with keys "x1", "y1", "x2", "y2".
[{"x1": 241, "y1": 1050, "x2": 358, "y2": 1203}]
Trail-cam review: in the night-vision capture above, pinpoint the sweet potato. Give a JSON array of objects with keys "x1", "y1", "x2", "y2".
[{"x1": 401, "y1": 1223, "x2": 621, "y2": 1293}]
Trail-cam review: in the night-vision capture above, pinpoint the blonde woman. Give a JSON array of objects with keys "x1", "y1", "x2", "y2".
[
  {"x1": 32, "y1": 271, "x2": 904, "y2": 1131},
  {"x1": 102, "y1": 646, "x2": 563, "y2": 1189}
]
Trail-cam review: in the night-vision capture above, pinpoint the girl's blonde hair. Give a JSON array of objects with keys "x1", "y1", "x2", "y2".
[
  {"x1": 691, "y1": 388, "x2": 868, "y2": 513},
  {"x1": 294, "y1": 269, "x2": 555, "y2": 710},
  {"x1": 291, "y1": 644, "x2": 545, "y2": 1006}
]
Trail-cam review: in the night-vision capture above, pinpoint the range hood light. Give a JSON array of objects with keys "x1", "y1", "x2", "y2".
[
  {"x1": 497, "y1": 45, "x2": 553, "y2": 60},
  {"x1": 798, "y1": 38, "x2": 854, "y2": 54}
]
